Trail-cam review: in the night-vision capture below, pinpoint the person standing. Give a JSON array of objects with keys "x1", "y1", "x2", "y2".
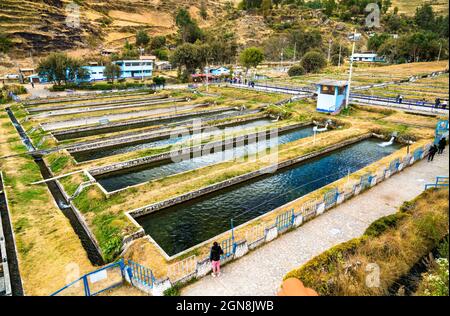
[
  {"x1": 435, "y1": 98, "x2": 441, "y2": 108},
  {"x1": 428, "y1": 144, "x2": 438, "y2": 162},
  {"x1": 399, "y1": 95, "x2": 403, "y2": 104},
  {"x1": 438, "y1": 137, "x2": 447, "y2": 154},
  {"x1": 210, "y1": 242, "x2": 224, "y2": 277}
]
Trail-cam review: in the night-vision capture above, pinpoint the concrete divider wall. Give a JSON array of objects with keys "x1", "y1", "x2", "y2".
[
  {"x1": 28, "y1": 94, "x2": 169, "y2": 113},
  {"x1": 52, "y1": 105, "x2": 233, "y2": 137},
  {"x1": 67, "y1": 114, "x2": 269, "y2": 154},
  {"x1": 89, "y1": 121, "x2": 312, "y2": 176},
  {"x1": 24, "y1": 90, "x2": 153, "y2": 106},
  {"x1": 129, "y1": 133, "x2": 372, "y2": 218}
]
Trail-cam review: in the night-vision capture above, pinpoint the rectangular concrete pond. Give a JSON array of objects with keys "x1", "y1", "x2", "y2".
[
  {"x1": 54, "y1": 108, "x2": 240, "y2": 141},
  {"x1": 72, "y1": 118, "x2": 273, "y2": 162},
  {"x1": 135, "y1": 138, "x2": 403, "y2": 256},
  {"x1": 96, "y1": 124, "x2": 316, "y2": 192}
]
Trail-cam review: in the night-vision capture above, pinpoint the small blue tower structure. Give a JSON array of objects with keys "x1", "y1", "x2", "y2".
[{"x1": 315, "y1": 80, "x2": 349, "y2": 114}]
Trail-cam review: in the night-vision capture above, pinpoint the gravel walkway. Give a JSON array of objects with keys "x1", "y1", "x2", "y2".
[{"x1": 182, "y1": 152, "x2": 449, "y2": 296}]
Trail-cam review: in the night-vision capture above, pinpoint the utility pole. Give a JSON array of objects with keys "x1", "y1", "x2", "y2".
[
  {"x1": 338, "y1": 43, "x2": 342, "y2": 68},
  {"x1": 293, "y1": 42, "x2": 297, "y2": 62},
  {"x1": 345, "y1": 30, "x2": 357, "y2": 109},
  {"x1": 437, "y1": 41, "x2": 442, "y2": 62},
  {"x1": 327, "y1": 38, "x2": 332, "y2": 63}
]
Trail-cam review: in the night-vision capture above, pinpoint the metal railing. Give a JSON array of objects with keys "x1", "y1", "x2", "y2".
[{"x1": 425, "y1": 176, "x2": 449, "y2": 190}]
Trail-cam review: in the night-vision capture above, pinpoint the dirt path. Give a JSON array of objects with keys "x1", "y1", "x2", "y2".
[{"x1": 182, "y1": 152, "x2": 449, "y2": 296}]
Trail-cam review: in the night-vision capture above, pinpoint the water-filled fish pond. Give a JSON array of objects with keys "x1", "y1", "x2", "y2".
[{"x1": 136, "y1": 138, "x2": 402, "y2": 256}]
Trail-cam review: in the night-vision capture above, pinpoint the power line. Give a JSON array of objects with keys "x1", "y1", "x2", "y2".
[{"x1": 232, "y1": 167, "x2": 354, "y2": 221}]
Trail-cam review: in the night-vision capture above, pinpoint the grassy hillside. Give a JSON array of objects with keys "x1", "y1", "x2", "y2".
[{"x1": 391, "y1": 0, "x2": 448, "y2": 15}]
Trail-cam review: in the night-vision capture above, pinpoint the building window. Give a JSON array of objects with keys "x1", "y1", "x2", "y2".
[
  {"x1": 338, "y1": 87, "x2": 346, "y2": 95},
  {"x1": 321, "y1": 85, "x2": 335, "y2": 95}
]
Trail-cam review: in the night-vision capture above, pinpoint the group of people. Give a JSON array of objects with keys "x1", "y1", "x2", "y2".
[
  {"x1": 434, "y1": 98, "x2": 448, "y2": 109},
  {"x1": 396, "y1": 95, "x2": 448, "y2": 110},
  {"x1": 428, "y1": 137, "x2": 447, "y2": 162}
]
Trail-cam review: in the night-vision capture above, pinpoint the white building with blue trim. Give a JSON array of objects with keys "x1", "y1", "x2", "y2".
[
  {"x1": 83, "y1": 57, "x2": 155, "y2": 82},
  {"x1": 36, "y1": 56, "x2": 155, "y2": 83},
  {"x1": 315, "y1": 80, "x2": 349, "y2": 113},
  {"x1": 350, "y1": 53, "x2": 385, "y2": 63}
]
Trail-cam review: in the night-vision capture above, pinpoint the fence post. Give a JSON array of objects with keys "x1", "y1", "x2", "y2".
[{"x1": 82, "y1": 275, "x2": 90, "y2": 297}]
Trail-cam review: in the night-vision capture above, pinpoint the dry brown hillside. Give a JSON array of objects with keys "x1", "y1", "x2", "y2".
[{"x1": 0, "y1": 0, "x2": 234, "y2": 54}]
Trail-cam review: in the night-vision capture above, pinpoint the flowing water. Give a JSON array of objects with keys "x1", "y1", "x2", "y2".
[
  {"x1": 72, "y1": 118, "x2": 273, "y2": 162},
  {"x1": 97, "y1": 125, "x2": 315, "y2": 192},
  {"x1": 137, "y1": 138, "x2": 403, "y2": 256},
  {"x1": 56, "y1": 109, "x2": 240, "y2": 140}
]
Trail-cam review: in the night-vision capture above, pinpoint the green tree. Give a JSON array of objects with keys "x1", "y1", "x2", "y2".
[
  {"x1": 324, "y1": 0, "x2": 336, "y2": 16},
  {"x1": 136, "y1": 30, "x2": 150, "y2": 47},
  {"x1": 153, "y1": 76, "x2": 166, "y2": 87},
  {"x1": 300, "y1": 51, "x2": 326, "y2": 73},
  {"x1": 0, "y1": 33, "x2": 12, "y2": 53},
  {"x1": 239, "y1": 47, "x2": 264, "y2": 74},
  {"x1": 103, "y1": 63, "x2": 122, "y2": 83},
  {"x1": 175, "y1": 8, "x2": 204, "y2": 43},
  {"x1": 154, "y1": 49, "x2": 169, "y2": 61},
  {"x1": 415, "y1": 4, "x2": 435, "y2": 31},
  {"x1": 170, "y1": 43, "x2": 201, "y2": 75},
  {"x1": 150, "y1": 36, "x2": 167, "y2": 50},
  {"x1": 37, "y1": 52, "x2": 86, "y2": 85},
  {"x1": 367, "y1": 33, "x2": 390, "y2": 51},
  {"x1": 288, "y1": 64, "x2": 305, "y2": 77}
]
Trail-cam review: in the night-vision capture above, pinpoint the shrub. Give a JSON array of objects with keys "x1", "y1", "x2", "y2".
[
  {"x1": 364, "y1": 213, "x2": 406, "y2": 238},
  {"x1": 288, "y1": 64, "x2": 306, "y2": 77},
  {"x1": 300, "y1": 51, "x2": 327, "y2": 73},
  {"x1": 163, "y1": 284, "x2": 181, "y2": 296}
]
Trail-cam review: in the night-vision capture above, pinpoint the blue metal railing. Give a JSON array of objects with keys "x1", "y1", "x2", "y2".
[
  {"x1": 221, "y1": 238, "x2": 235, "y2": 259},
  {"x1": 323, "y1": 188, "x2": 339, "y2": 208},
  {"x1": 127, "y1": 260, "x2": 155, "y2": 289},
  {"x1": 425, "y1": 176, "x2": 449, "y2": 190},
  {"x1": 360, "y1": 173, "x2": 372, "y2": 190},
  {"x1": 51, "y1": 259, "x2": 125, "y2": 296},
  {"x1": 275, "y1": 209, "x2": 295, "y2": 231}
]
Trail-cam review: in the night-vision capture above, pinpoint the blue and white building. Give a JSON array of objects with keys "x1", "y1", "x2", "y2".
[
  {"x1": 350, "y1": 53, "x2": 385, "y2": 63},
  {"x1": 36, "y1": 56, "x2": 155, "y2": 83},
  {"x1": 315, "y1": 80, "x2": 349, "y2": 113},
  {"x1": 83, "y1": 57, "x2": 155, "y2": 82}
]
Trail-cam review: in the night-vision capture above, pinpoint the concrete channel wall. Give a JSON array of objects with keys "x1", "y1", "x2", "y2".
[
  {"x1": 27, "y1": 94, "x2": 169, "y2": 113},
  {"x1": 31, "y1": 97, "x2": 189, "y2": 118},
  {"x1": 89, "y1": 121, "x2": 313, "y2": 176},
  {"x1": 128, "y1": 133, "x2": 372, "y2": 218},
  {"x1": 0, "y1": 173, "x2": 12, "y2": 296},
  {"x1": 52, "y1": 106, "x2": 233, "y2": 137},
  {"x1": 0, "y1": 171, "x2": 24, "y2": 296},
  {"x1": 67, "y1": 114, "x2": 269, "y2": 154},
  {"x1": 24, "y1": 90, "x2": 153, "y2": 106}
]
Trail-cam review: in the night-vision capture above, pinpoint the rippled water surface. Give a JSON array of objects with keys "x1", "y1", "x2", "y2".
[{"x1": 137, "y1": 138, "x2": 403, "y2": 256}]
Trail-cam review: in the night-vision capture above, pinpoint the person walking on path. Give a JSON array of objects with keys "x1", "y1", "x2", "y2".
[
  {"x1": 435, "y1": 98, "x2": 441, "y2": 108},
  {"x1": 210, "y1": 242, "x2": 224, "y2": 277},
  {"x1": 398, "y1": 95, "x2": 403, "y2": 104},
  {"x1": 438, "y1": 137, "x2": 447, "y2": 154},
  {"x1": 428, "y1": 144, "x2": 438, "y2": 162}
]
